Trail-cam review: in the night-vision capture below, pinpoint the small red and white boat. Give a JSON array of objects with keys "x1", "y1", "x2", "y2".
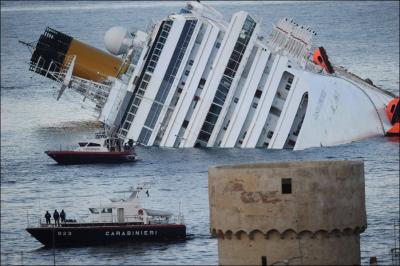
[{"x1": 45, "y1": 134, "x2": 136, "y2": 164}]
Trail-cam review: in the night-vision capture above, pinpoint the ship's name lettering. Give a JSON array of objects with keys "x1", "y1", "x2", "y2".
[
  {"x1": 105, "y1": 230, "x2": 158, "y2": 236},
  {"x1": 57, "y1": 231, "x2": 72, "y2": 236}
]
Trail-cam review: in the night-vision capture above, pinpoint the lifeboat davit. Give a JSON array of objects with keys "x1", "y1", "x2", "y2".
[{"x1": 385, "y1": 98, "x2": 400, "y2": 137}]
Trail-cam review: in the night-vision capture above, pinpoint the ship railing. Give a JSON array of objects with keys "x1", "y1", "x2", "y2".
[
  {"x1": 28, "y1": 54, "x2": 113, "y2": 111},
  {"x1": 109, "y1": 214, "x2": 184, "y2": 225},
  {"x1": 68, "y1": 76, "x2": 112, "y2": 109},
  {"x1": 333, "y1": 65, "x2": 396, "y2": 98},
  {"x1": 28, "y1": 58, "x2": 66, "y2": 83},
  {"x1": 32, "y1": 214, "x2": 183, "y2": 228},
  {"x1": 44, "y1": 144, "x2": 80, "y2": 151},
  {"x1": 303, "y1": 52, "x2": 396, "y2": 98},
  {"x1": 171, "y1": 214, "x2": 185, "y2": 225}
]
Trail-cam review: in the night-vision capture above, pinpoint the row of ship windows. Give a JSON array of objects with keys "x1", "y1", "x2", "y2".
[
  {"x1": 179, "y1": 63, "x2": 289, "y2": 146},
  {"x1": 136, "y1": 20, "x2": 198, "y2": 145},
  {"x1": 230, "y1": 87, "x2": 262, "y2": 109},
  {"x1": 184, "y1": 72, "x2": 295, "y2": 149},
  {"x1": 208, "y1": 75, "x2": 291, "y2": 147},
  {"x1": 181, "y1": 38, "x2": 224, "y2": 136},
  {"x1": 180, "y1": 84, "x2": 292, "y2": 147},
  {"x1": 196, "y1": 17, "x2": 256, "y2": 144},
  {"x1": 129, "y1": 18, "x2": 284, "y2": 145},
  {"x1": 143, "y1": 20, "x2": 198, "y2": 131},
  {"x1": 120, "y1": 20, "x2": 174, "y2": 133}
]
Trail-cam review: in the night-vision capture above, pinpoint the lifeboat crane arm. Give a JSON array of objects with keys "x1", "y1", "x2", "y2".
[{"x1": 57, "y1": 55, "x2": 76, "y2": 100}]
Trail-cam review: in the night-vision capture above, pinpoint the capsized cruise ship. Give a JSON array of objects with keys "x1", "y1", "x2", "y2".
[{"x1": 22, "y1": 1, "x2": 399, "y2": 150}]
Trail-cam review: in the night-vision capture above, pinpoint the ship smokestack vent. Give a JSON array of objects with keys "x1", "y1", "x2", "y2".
[{"x1": 29, "y1": 27, "x2": 73, "y2": 80}]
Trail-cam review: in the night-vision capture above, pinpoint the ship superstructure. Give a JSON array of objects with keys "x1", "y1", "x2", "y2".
[{"x1": 23, "y1": 1, "x2": 398, "y2": 150}]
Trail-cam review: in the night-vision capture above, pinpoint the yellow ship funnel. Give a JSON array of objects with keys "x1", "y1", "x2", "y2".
[{"x1": 29, "y1": 27, "x2": 128, "y2": 83}]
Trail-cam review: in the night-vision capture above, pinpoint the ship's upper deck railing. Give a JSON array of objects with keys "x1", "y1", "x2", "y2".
[{"x1": 27, "y1": 54, "x2": 113, "y2": 112}]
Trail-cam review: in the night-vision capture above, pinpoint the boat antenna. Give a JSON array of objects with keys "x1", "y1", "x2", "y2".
[
  {"x1": 18, "y1": 40, "x2": 36, "y2": 54},
  {"x1": 26, "y1": 210, "x2": 30, "y2": 228}
]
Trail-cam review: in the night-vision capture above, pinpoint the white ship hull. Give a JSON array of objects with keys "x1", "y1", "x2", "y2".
[{"x1": 25, "y1": 1, "x2": 398, "y2": 150}]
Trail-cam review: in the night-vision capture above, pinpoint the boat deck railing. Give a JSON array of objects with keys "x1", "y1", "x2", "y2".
[{"x1": 34, "y1": 213, "x2": 184, "y2": 228}]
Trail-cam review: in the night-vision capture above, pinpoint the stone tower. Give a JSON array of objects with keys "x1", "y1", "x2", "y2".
[{"x1": 209, "y1": 161, "x2": 367, "y2": 265}]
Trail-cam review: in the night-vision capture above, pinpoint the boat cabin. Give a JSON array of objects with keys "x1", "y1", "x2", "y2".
[
  {"x1": 88, "y1": 205, "x2": 173, "y2": 225},
  {"x1": 86, "y1": 182, "x2": 177, "y2": 225}
]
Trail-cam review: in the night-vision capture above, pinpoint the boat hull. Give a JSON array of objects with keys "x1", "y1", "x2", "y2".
[
  {"x1": 26, "y1": 223, "x2": 186, "y2": 247},
  {"x1": 45, "y1": 151, "x2": 135, "y2": 164}
]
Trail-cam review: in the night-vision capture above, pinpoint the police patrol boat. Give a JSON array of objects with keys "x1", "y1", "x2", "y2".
[
  {"x1": 45, "y1": 132, "x2": 137, "y2": 164},
  {"x1": 26, "y1": 182, "x2": 186, "y2": 247},
  {"x1": 21, "y1": 1, "x2": 399, "y2": 150}
]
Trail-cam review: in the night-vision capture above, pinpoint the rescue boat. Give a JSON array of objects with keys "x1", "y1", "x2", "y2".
[
  {"x1": 26, "y1": 182, "x2": 186, "y2": 247},
  {"x1": 45, "y1": 134, "x2": 136, "y2": 164}
]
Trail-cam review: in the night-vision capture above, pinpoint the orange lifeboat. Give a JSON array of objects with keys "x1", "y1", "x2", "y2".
[
  {"x1": 313, "y1": 47, "x2": 334, "y2": 74},
  {"x1": 386, "y1": 122, "x2": 400, "y2": 137},
  {"x1": 385, "y1": 98, "x2": 400, "y2": 137}
]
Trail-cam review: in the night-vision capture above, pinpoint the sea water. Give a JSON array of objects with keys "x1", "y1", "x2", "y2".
[{"x1": 1, "y1": 1, "x2": 399, "y2": 265}]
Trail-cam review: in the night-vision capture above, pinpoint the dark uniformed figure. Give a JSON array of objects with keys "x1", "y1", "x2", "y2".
[
  {"x1": 53, "y1": 209, "x2": 60, "y2": 226},
  {"x1": 124, "y1": 139, "x2": 135, "y2": 152},
  {"x1": 45, "y1": 211, "x2": 51, "y2": 225},
  {"x1": 128, "y1": 139, "x2": 134, "y2": 147},
  {"x1": 60, "y1": 209, "x2": 66, "y2": 223}
]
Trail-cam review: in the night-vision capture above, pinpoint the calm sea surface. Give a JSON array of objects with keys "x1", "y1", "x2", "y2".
[{"x1": 1, "y1": 1, "x2": 399, "y2": 265}]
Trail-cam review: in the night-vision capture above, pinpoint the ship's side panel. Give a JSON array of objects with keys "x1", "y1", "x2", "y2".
[
  {"x1": 160, "y1": 22, "x2": 221, "y2": 147},
  {"x1": 100, "y1": 38, "x2": 150, "y2": 131},
  {"x1": 199, "y1": 15, "x2": 258, "y2": 148},
  {"x1": 283, "y1": 91, "x2": 309, "y2": 149},
  {"x1": 180, "y1": 12, "x2": 250, "y2": 147},
  {"x1": 126, "y1": 37, "x2": 152, "y2": 94},
  {"x1": 213, "y1": 45, "x2": 261, "y2": 147},
  {"x1": 241, "y1": 55, "x2": 289, "y2": 148},
  {"x1": 233, "y1": 52, "x2": 275, "y2": 147},
  {"x1": 268, "y1": 74, "x2": 307, "y2": 149},
  {"x1": 294, "y1": 73, "x2": 388, "y2": 150},
  {"x1": 126, "y1": 16, "x2": 186, "y2": 142},
  {"x1": 118, "y1": 20, "x2": 175, "y2": 139},
  {"x1": 207, "y1": 23, "x2": 260, "y2": 147},
  {"x1": 99, "y1": 79, "x2": 125, "y2": 128},
  {"x1": 172, "y1": 26, "x2": 224, "y2": 148},
  {"x1": 146, "y1": 19, "x2": 202, "y2": 146},
  {"x1": 336, "y1": 72, "x2": 393, "y2": 132},
  {"x1": 218, "y1": 45, "x2": 270, "y2": 147},
  {"x1": 153, "y1": 22, "x2": 208, "y2": 146},
  {"x1": 255, "y1": 71, "x2": 296, "y2": 148}
]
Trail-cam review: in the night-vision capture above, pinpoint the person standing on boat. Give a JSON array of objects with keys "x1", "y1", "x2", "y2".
[
  {"x1": 60, "y1": 209, "x2": 66, "y2": 223},
  {"x1": 53, "y1": 209, "x2": 60, "y2": 226},
  {"x1": 45, "y1": 211, "x2": 51, "y2": 225}
]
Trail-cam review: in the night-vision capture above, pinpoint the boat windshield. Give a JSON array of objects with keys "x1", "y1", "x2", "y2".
[
  {"x1": 89, "y1": 208, "x2": 112, "y2": 214},
  {"x1": 89, "y1": 208, "x2": 99, "y2": 214},
  {"x1": 101, "y1": 208, "x2": 112, "y2": 213},
  {"x1": 87, "y1": 143, "x2": 101, "y2": 147}
]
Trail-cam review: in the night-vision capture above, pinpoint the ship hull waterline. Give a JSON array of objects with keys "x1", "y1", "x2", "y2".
[
  {"x1": 45, "y1": 151, "x2": 136, "y2": 164},
  {"x1": 26, "y1": 223, "x2": 187, "y2": 247}
]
